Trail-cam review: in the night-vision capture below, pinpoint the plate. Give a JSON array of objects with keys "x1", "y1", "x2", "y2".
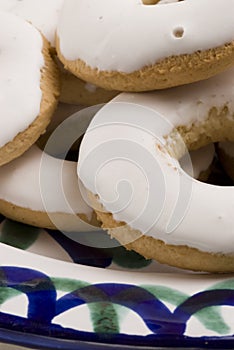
[{"x1": 0, "y1": 216, "x2": 234, "y2": 349}]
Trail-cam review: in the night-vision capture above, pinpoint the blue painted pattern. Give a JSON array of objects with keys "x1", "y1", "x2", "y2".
[{"x1": 0, "y1": 266, "x2": 234, "y2": 349}]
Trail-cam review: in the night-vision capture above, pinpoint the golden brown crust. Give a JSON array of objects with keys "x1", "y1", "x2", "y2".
[
  {"x1": 0, "y1": 198, "x2": 100, "y2": 231},
  {"x1": 167, "y1": 106, "x2": 234, "y2": 159},
  {"x1": 89, "y1": 193, "x2": 234, "y2": 273},
  {"x1": 0, "y1": 36, "x2": 60, "y2": 166},
  {"x1": 56, "y1": 35, "x2": 234, "y2": 92},
  {"x1": 56, "y1": 57, "x2": 119, "y2": 105}
]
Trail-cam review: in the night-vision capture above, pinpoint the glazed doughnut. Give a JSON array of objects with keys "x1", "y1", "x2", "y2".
[
  {"x1": 57, "y1": 59, "x2": 119, "y2": 105},
  {"x1": 0, "y1": 145, "x2": 99, "y2": 231},
  {"x1": 0, "y1": 0, "x2": 63, "y2": 46},
  {"x1": 56, "y1": 0, "x2": 234, "y2": 92},
  {"x1": 217, "y1": 142, "x2": 234, "y2": 181},
  {"x1": 78, "y1": 67, "x2": 234, "y2": 273},
  {"x1": 0, "y1": 11, "x2": 59, "y2": 166}
]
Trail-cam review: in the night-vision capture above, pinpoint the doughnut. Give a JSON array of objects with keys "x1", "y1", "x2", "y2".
[
  {"x1": 57, "y1": 58, "x2": 119, "y2": 105},
  {"x1": 0, "y1": 11, "x2": 60, "y2": 166},
  {"x1": 78, "y1": 67, "x2": 234, "y2": 273},
  {"x1": 56, "y1": 0, "x2": 234, "y2": 92},
  {"x1": 0, "y1": 0, "x2": 64, "y2": 46},
  {"x1": 0, "y1": 145, "x2": 99, "y2": 231},
  {"x1": 217, "y1": 142, "x2": 234, "y2": 181}
]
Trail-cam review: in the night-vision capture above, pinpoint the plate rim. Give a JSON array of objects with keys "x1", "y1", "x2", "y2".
[{"x1": 0, "y1": 242, "x2": 234, "y2": 349}]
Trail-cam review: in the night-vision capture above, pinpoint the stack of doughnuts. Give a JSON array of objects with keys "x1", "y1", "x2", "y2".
[
  {"x1": 0, "y1": 0, "x2": 234, "y2": 272},
  {"x1": 0, "y1": 5, "x2": 101, "y2": 231}
]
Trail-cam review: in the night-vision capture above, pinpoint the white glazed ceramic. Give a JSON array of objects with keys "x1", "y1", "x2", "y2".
[{"x1": 0, "y1": 217, "x2": 233, "y2": 350}]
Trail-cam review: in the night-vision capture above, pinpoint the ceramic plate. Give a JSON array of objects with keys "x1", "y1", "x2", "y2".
[{"x1": 0, "y1": 216, "x2": 233, "y2": 350}]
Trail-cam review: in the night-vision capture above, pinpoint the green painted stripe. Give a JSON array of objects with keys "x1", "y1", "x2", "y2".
[
  {"x1": 0, "y1": 220, "x2": 40, "y2": 250},
  {"x1": 52, "y1": 278, "x2": 120, "y2": 334},
  {"x1": 0, "y1": 287, "x2": 21, "y2": 305},
  {"x1": 142, "y1": 285, "x2": 230, "y2": 335}
]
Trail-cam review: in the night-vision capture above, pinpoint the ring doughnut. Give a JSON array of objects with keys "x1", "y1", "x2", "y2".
[
  {"x1": 0, "y1": 145, "x2": 98, "y2": 231},
  {"x1": 217, "y1": 142, "x2": 234, "y2": 181},
  {"x1": 0, "y1": 11, "x2": 59, "y2": 166},
  {"x1": 78, "y1": 68, "x2": 234, "y2": 272},
  {"x1": 56, "y1": 0, "x2": 234, "y2": 91},
  {"x1": 0, "y1": 0, "x2": 64, "y2": 46}
]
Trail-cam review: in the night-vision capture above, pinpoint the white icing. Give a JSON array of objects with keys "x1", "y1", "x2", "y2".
[
  {"x1": 180, "y1": 144, "x2": 215, "y2": 179},
  {"x1": 78, "y1": 68, "x2": 234, "y2": 254},
  {"x1": 113, "y1": 67, "x2": 234, "y2": 129},
  {"x1": 58, "y1": 0, "x2": 234, "y2": 72},
  {"x1": 0, "y1": 145, "x2": 94, "y2": 230},
  {"x1": 0, "y1": 0, "x2": 64, "y2": 45},
  {"x1": 0, "y1": 11, "x2": 43, "y2": 148},
  {"x1": 219, "y1": 142, "x2": 234, "y2": 158}
]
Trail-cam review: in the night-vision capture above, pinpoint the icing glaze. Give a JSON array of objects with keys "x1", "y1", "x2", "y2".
[
  {"x1": 219, "y1": 142, "x2": 234, "y2": 158},
  {"x1": 78, "y1": 68, "x2": 234, "y2": 254},
  {"x1": 0, "y1": 11, "x2": 43, "y2": 148},
  {"x1": 0, "y1": 0, "x2": 64, "y2": 45},
  {"x1": 57, "y1": 0, "x2": 234, "y2": 72},
  {"x1": 0, "y1": 145, "x2": 94, "y2": 231}
]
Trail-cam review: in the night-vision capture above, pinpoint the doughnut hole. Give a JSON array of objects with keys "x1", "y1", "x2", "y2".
[
  {"x1": 170, "y1": 106, "x2": 234, "y2": 186},
  {"x1": 216, "y1": 142, "x2": 234, "y2": 184},
  {"x1": 179, "y1": 144, "x2": 215, "y2": 183}
]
